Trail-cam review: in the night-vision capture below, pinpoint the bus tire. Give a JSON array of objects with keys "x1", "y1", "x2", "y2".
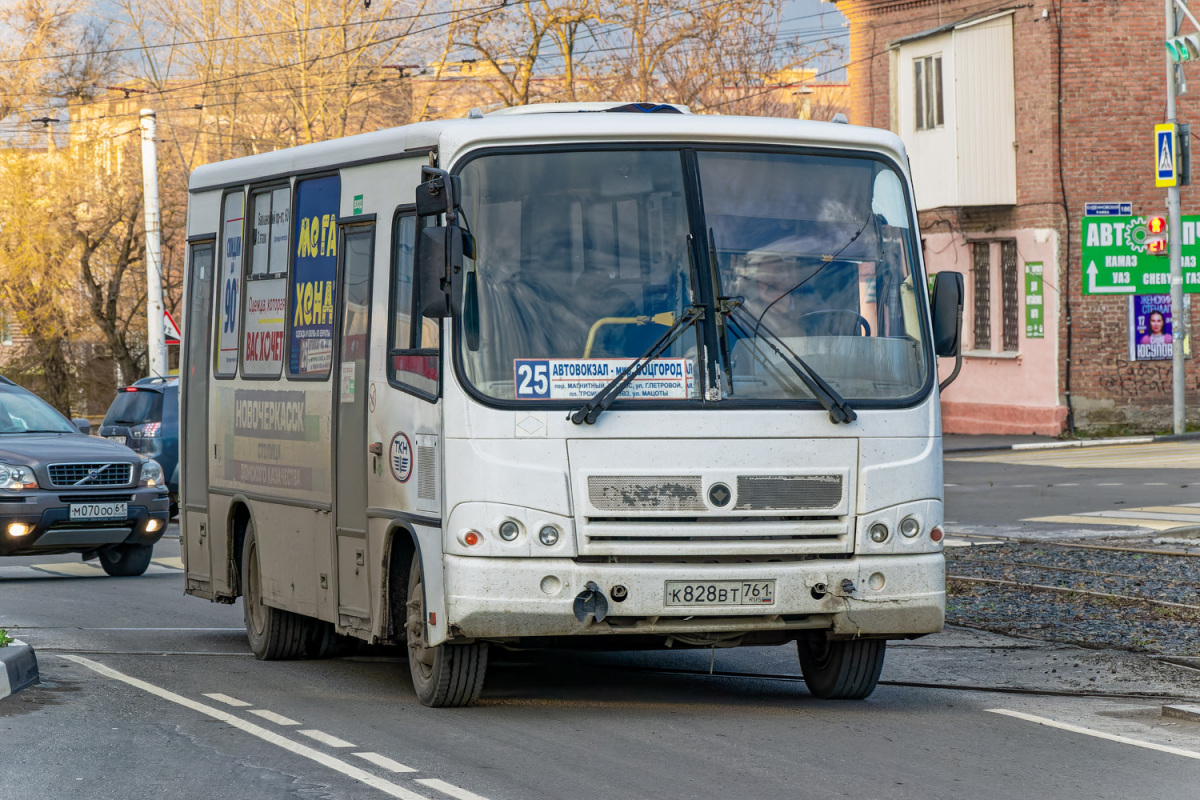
[
  {"x1": 304, "y1": 620, "x2": 357, "y2": 659},
  {"x1": 242, "y1": 520, "x2": 307, "y2": 660},
  {"x1": 406, "y1": 556, "x2": 487, "y2": 707},
  {"x1": 99, "y1": 543, "x2": 154, "y2": 577},
  {"x1": 796, "y1": 635, "x2": 885, "y2": 700}
]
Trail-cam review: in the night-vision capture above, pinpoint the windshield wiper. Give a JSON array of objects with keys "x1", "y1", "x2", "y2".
[
  {"x1": 570, "y1": 305, "x2": 705, "y2": 425},
  {"x1": 725, "y1": 301, "x2": 857, "y2": 425}
]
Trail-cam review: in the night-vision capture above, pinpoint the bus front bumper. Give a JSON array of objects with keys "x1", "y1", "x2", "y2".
[{"x1": 442, "y1": 552, "x2": 944, "y2": 640}]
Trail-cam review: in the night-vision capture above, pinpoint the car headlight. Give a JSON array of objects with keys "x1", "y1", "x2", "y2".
[
  {"x1": 139, "y1": 459, "x2": 164, "y2": 488},
  {"x1": 0, "y1": 464, "x2": 37, "y2": 491}
]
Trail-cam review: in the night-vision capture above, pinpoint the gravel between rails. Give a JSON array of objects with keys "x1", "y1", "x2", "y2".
[{"x1": 945, "y1": 542, "x2": 1200, "y2": 657}]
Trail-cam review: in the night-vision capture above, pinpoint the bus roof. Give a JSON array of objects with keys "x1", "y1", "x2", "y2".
[{"x1": 188, "y1": 107, "x2": 909, "y2": 193}]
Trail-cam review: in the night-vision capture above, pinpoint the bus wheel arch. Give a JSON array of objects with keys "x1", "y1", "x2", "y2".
[
  {"x1": 383, "y1": 523, "x2": 418, "y2": 644},
  {"x1": 228, "y1": 500, "x2": 252, "y2": 596}
]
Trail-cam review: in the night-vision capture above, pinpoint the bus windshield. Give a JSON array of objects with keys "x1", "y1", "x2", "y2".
[{"x1": 456, "y1": 147, "x2": 928, "y2": 406}]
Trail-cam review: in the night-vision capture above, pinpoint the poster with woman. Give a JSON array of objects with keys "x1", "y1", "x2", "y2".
[{"x1": 1129, "y1": 294, "x2": 1189, "y2": 360}]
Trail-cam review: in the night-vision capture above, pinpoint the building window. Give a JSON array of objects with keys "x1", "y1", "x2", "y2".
[
  {"x1": 972, "y1": 241, "x2": 991, "y2": 350},
  {"x1": 914, "y1": 54, "x2": 944, "y2": 131},
  {"x1": 1000, "y1": 240, "x2": 1020, "y2": 351}
]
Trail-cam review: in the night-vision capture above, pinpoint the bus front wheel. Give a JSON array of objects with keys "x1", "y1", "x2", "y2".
[
  {"x1": 797, "y1": 635, "x2": 886, "y2": 700},
  {"x1": 242, "y1": 520, "x2": 308, "y2": 660},
  {"x1": 405, "y1": 556, "x2": 487, "y2": 707}
]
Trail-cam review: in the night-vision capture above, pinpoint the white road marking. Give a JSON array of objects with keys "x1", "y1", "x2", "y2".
[
  {"x1": 203, "y1": 693, "x2": 250, "y2": 707},
  {"x1": 61, "y1": 656, "x2": 429, "y2": 800},
  {"x1": 355, "y1": 752, "x2": 417, "y2": 773},
  {"x1": 416, "y1": 778, "x2": 490, "y2": 800},
  {"x1": 1012, "y1": 484, "x2": 1034, "y2": 488},
  {"x1": 299, "y1": 729, "x2": 356, "y2": 748},
  {"x1": 1145, "y1": 482, "x2": 1169, "y2": 486},
  {"x1": 249, "y1": 709, "x2": 300, "y2": 726},
  {"x1": 988, "y1": 709, "x2": 1200, "y2": 761},
  {"x1": 944, "y1": 483, "x2": 958, "y2": 487},
  {"x1": 1097, "y1": 483, "x2": 1123, "y2": 486},
  {"x1": 152, "y1": 556, "x2": 185, "y2": 570}
]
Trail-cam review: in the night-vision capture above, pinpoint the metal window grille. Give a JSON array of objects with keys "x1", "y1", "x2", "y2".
[
  {"x1": 972, "y1": 242, "x2": 991, "y2": 350},
  {"x1": 1001, "y1": 240, "x2": 1020, "y2": 351}
]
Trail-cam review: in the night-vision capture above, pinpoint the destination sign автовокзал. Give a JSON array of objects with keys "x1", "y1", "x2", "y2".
[{"x1": 1080, "y1": 214, "x2": 1200, "y2": 295}]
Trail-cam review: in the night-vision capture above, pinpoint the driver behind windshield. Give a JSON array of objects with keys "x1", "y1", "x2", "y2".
[{"x1": 738, "y1": 238, "x2": 863, "y2": 338}]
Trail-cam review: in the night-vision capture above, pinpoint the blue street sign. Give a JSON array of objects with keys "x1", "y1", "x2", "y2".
[
  {"x1": 1085, "y1": 202, "x2": 1133, "y2": 216},
  {"x1": 1156, "y1": 123, "x2": 1178, "y2": 187}
]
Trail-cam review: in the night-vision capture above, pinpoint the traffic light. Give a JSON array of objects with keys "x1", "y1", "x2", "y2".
[
  {"x1": 1167, "y1": 33, "x2": 1200, "y2": 62},
  {"x1": 1147, "y1": 216, "x2": 1169, "y2": 256}
]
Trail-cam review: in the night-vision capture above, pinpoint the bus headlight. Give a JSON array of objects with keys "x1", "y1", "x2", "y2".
[
  {"x1": 0, "y1": 464, "x2": 37, "y2": 491},
  {"x1": 538, "y1": 525, "x2": 560, "y2": 546},
  {"x1": 900, "y1": 517, "x2": 921, "y2": 538},
  {"x1": 869, "y1": 522, "x2": 890, "y2": 543},
  {"x1": 139, "y1": 459, "x2": 164, "y2": 488},
  {"x1": 498, "y1": 520, "x2": 520, "y2": 541}
]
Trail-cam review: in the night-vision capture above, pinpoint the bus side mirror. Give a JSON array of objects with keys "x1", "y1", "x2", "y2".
[
  {"x1": 930, "y1": 271, "x2": 964, "y2": 357},
  {"x1": 416, "y1": 168, "x2": 460, "y2": 218},
  {"x1": 417, "y1": 226, "x2": 461, "y2": 319}
]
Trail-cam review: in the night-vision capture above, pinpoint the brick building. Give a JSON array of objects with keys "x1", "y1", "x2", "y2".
[{"x1": 834, "y1": 0, "x2": 1200, "y2": 434}]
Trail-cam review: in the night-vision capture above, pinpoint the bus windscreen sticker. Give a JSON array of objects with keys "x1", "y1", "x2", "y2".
[
  {"x1": 217, "y1": 192, "x2": 244, "y2": 376},
  {"x1": 513, "y1": 358, "x2": 695, "y2": 400},
  {"x1": 289, "y1": 175, "x2": 340, "y2": 376}
]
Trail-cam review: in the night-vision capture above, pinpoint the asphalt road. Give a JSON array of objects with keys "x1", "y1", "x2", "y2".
[
  {"x1": 944, "y1": 441, "x2": 1200, "y2": 537},
  {"x1": 5, "y1": 445, "x2": 1200, "y2": 800}
]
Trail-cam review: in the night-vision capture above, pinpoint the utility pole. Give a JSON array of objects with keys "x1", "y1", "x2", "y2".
[
  {"x1": 1167, "y1": 0, "x2": 1187, "y2": 434},
  {"x1": 140, "y1": 109, "x2": 167, "y2": 378}
]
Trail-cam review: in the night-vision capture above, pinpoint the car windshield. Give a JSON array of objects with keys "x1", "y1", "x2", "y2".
[
  {"x1": 104, "y1": 390, "x2": 164, "y2": 426},
  {"x1": 455, "y1": 147, "x2": 927, "y2": 405},
  {"x1": 0, "y1": 384, "x2": 77, "y2": 434}
]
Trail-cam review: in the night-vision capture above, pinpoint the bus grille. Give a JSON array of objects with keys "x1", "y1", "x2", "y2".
[
  {"x1": 47, "y1": 463, "x2": 134, "y2": 487},
  {"x1": 588, "y1": 476, "x2": 704, "y2": 512},
  {"x1": 734, "y1": 475, "x2": 842, "y2": 511}
]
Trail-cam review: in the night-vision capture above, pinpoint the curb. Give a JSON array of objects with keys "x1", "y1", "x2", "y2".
[
  {"x1": 947, "y1": 431, "x2": 1200, "y2": 455},
  {"x1": 0, "y1": 640, "x2": 39, "y2": 699},
  {"x1": 1163, "y1": 703, "x2": 1200, "y2": 722}
]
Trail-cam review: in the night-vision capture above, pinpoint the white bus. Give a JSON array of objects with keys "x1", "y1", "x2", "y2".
[{"x1": 180, "y1": 102, "x2": 964, "y2": 707}]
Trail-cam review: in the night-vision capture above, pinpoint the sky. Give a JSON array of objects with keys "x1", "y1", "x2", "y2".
[{"x1": 783, "y1": 0, "x2": 850, "y2": 80}]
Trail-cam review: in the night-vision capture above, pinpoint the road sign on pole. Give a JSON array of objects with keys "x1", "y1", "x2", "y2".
[
  {"x1": 1156, "y1": 123, "x2": 1179, "y2": 187},
  {"x1": 1079, "y1": 214, "x2": 1200, "y2": 294},
  {"x1": 164, "y1": 311, "x2": 180, "y2": 346}
]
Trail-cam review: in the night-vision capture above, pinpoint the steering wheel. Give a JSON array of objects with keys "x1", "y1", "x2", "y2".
[{"x1": 797, "y1": 309, "x2": 871, "y2": 336}]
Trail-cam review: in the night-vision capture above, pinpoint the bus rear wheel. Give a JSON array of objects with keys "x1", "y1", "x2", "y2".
[
  {"x1": 405, "y1": 556, "x2": 487, "y2": 707},
  {"x1": 796, "y1": 635, "x2": 886, "y2": 700},
  {"x1": 242, "y1": 520, "x2": 308, "y2": 660}
]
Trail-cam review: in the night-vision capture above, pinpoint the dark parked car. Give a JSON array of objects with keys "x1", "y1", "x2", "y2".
[
  {"x1": 99, "y1": 377, "x2": 179, "y2": 517},
  {"x1": 0, "y1": 376, "x2": 170, "y2": 576}
]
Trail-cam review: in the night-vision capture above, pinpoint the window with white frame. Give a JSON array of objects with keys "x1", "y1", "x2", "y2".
[{"x1": 914, "y1": 54, "x2": 944, "y2": 131}]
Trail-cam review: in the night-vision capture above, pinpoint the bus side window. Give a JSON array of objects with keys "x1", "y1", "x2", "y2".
[{"x1": 389, "y1": 210, "x2": 439, "y2": 399}]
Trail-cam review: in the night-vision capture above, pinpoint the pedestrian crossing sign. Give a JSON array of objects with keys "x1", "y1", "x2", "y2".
[{"x1": 1156, "y1": 123, "x2": 1178, "y2": 187}]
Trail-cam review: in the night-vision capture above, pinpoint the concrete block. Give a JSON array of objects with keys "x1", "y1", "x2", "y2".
[{"x1": 0, "y1": 640, "x2": 39, "y2": 699}]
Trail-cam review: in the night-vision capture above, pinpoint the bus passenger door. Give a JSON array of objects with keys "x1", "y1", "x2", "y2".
[
  {"x1": 333, "y1": 223, "x2": 375, "y2": 627},
  {"x1": 181, "y1": 239, "x2": 215, "y2": 597}
]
